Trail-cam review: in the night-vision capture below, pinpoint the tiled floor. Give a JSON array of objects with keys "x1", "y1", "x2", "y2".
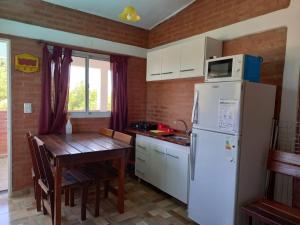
[
  {"x1": 0, "y1": 156, "x2": 8, "y2": 191},
  {"x1": 0, "y1": 177, "x2": 196, "y2": 225}
]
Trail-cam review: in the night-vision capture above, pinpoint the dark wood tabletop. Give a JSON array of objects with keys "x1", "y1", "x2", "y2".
[
  {"x1": 39, "y1": 132, "x2": 132, "y2": 225},
  {"x1": 39, "y1": 133, "x2": 132, "y2": 158}
]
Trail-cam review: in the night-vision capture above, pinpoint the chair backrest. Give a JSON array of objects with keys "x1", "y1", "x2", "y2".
[
  {"x1": 99, "y1": 128, "x2": 114, "y2": 138},
  {"x1": 26, "y1": 132, "x2": 40, "y2": 179},
  {"x1": 267, "y1": 150, "x2": 300, "y2": 178},
  {"x1": 113, "y1": 131, "x2": 133, "y2": 145},
  {"x1": 32, "y1": 136, "x2": 54, "y2": 191}
]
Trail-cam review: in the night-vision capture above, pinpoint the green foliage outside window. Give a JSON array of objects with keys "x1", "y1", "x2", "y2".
[
  {"x1": 0, "y1": 59, "x2": 7, "y2": 110},
  {"x1": 68, "y1": 81, "x2": 97, "y2": 111}
]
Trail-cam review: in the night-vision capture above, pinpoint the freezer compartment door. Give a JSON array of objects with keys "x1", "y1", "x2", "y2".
[
  {"x1": 188, "y1": 129, "x2": 239, "y2": 225},
  {"x1": 193, "y1": 82, "x2": 242, "y2": 135}
]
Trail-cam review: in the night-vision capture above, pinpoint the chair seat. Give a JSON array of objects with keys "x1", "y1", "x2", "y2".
[
  {"x1": 83, "y1": 163, "x2": 118, "y2": 182},
  {"x1": 242, "y1": 199, "x2": 300, "y2": 225},
  {"x1": 62, "y1": 169, "x2": 91, "y2": 187}
]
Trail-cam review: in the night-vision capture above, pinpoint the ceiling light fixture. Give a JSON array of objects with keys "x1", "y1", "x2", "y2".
[{"x1": 119, "y1": 5, "x2": 141, "y2": 22}]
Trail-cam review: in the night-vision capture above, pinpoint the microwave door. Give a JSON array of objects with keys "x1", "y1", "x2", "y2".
[{"x1": 207, "y1": 58, "x2": 233, "y2": 81}]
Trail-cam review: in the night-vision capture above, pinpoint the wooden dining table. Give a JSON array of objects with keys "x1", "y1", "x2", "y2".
[{"x1": 38, "y1": 132, "x2": 133, "y2": 225}]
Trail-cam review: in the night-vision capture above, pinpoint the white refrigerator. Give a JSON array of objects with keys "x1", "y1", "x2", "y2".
[{"x1": 188, "y1": 81, "x2": 276, "y2": 225}]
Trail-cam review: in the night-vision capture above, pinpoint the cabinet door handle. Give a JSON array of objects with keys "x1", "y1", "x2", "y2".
[
  {"x1": 137, "y1": 157, "x2": 146, "y2": 162},
  {"x1": 137, "y1": 144, "x2": 146, "y2": 150},
  {"x1": 151, "y1": 73, "x2": 161, "y2": 76},
  {"x1": 166, "y1": 153, "x2": 179, "y2": 159},
  {"x1": 154, "y1": 149, "x2": 165, "y2": 155},
  {"x1": 180, "y1": 68, "x2": 195, "y2": 72},
  {"x1": 162, "y1": 72, "x2": 173, "y2": 74}
]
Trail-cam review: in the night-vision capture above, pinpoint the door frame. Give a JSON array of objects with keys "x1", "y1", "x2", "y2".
[{"x1": 0, "y1": 38, "x2": 12, "y2": 195}]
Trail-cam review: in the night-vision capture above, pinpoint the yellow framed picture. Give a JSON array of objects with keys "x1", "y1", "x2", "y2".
[{"x1": 15, "y1": 53, "x2": 39, "y2": 73}]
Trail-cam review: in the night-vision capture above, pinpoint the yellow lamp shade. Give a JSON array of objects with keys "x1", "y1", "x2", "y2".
[{"x1": 119, "y1": 6, "x2": 141, "y2": 22}]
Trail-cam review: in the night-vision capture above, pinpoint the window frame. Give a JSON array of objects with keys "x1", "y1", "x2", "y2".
[{"x1": 69, "y1": 50, "x2": 111, "y2": 118}]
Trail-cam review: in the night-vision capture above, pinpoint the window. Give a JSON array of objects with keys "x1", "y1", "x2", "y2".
[{"x1": 68, "y1": 51, "x2": 112, "y2": 118}]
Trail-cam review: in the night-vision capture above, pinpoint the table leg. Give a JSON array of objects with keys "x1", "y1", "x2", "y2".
[
  {"x1": 117, "y1": 154, "x2": 125, "y2": 213},
  {"x1": 54, "y1": 160, "x2": 62, "y2": 225}
]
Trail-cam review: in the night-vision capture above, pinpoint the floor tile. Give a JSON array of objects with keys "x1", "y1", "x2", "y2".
[{"x1": 0, "y1": 177, "x2": 196, "y2": 225}]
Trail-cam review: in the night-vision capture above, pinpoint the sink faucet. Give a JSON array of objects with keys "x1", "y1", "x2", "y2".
[{"x1": 173, "y1": 120, "x2": 191, "y2": 135}]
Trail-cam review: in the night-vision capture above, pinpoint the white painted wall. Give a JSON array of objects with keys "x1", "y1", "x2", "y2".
[{"x1": 0, "y1": 19, "x2": 147, "y2": 58}]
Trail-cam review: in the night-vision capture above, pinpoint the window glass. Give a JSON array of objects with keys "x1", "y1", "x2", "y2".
[
  {"x1": 68, "y1": 54, "x2": 111, "y2": 116},
  {"x1": 107, "y1": 70, "x2": 112, "y2": 111},
  {"x1": 68, "y1": 56, "x2": 86, "y2": 112}
]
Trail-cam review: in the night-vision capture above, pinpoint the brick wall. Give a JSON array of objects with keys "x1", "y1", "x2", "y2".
[
  {"x1": 71, "y1": 118, "x2": 110, "y2": 133},
  {"x1": 223, "y1": 27, "x2": 287, "y2": 118},
  {"x1": 146, "y1": 27, "x2": 287, "y2": 131},
  {"x1": 0, "y1": 0, "x2": 289, "y2": 49},
  {"x1": 0, "y1": 0, "x2": 290, "y2": 193},
  {"x1": 8, "y1": 35, "x2": 42, "y2": 190},
  {"x1": 127, "y1": 57, "x2": 147, "y2": 123},
  {"x1": 0, "y1": 0, "x2": 148, "y2": 48},
  {"x1": 146, "y1": 77, "x2": 203, "y2": 130},
  {"x1": 0, "y1": 33, "x2": 146, "y2": 191},
  {"x1": 148, "y1": 0, "x2": 290, "y2": 48},
  {"x1": 0, "y1": 111, "x2": 7, "y2": 156}
]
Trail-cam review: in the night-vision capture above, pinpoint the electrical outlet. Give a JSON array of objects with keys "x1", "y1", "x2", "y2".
[{"x1": 24, "y1": 103, "x2": 32, "y2": 114}]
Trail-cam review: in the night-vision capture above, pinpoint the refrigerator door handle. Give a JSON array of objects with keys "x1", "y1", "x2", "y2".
[
  {"x1": 191, "y1": 90, "x2": 199, "y2": 124},
  {"x1": 190, "y1": 133, "x2": 197, "y2": 181}
]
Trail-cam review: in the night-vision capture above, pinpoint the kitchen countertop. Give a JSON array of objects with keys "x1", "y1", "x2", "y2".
[{"x1": 126, "y1": 128, "x2": 190, "y2": 146}]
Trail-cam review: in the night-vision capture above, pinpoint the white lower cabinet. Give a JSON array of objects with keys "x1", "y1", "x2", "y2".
[
  {"x1": 149, "y1": 143, "x2": 166, "y2": 190},
  {"x1": 135, "y1": 134, "x2": 189, "y2": 203},
  {"x1": 165, "y1": 147, "x2": 189, "y2": 203}
]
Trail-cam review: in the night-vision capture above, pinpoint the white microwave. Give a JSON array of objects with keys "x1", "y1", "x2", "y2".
[{"x1": 205, "y1": 54, "x2": 262, "y2": 82}]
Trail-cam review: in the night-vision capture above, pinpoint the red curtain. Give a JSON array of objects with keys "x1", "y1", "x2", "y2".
[
  {"x1": 38, "y1": 46, "x2": 53, "y2": 134},
  {"x1": 38, "y1": 45, "x2": 72, "y2": 134},
  {"x1": 110, "y1": 55, "x2": 128, "y2": 131}
]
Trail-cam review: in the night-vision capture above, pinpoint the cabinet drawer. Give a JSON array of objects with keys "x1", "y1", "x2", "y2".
[
  {"x1": 136, "y1": 151, "x2": 148, "y2": 164},
  {"x1": 136, "y1": 142, "x2": 148, "y2": 155}
]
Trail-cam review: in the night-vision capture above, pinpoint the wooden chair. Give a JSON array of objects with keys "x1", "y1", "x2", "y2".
[
  {"x1": 83, "y1": 132, "x2": 133, "y2": 217},
  {"x1": 26, "y1": 132, "x2": 41, "y2": 212},
  {"x1": 82, "y1": 164, "x2": 118, "y2": 217},
  {"x1": 113, "y1": 131, "x2": 133, "y2": 145},
  {"x1": 242, "y1": 150, "x2": 300, "y2": 225},
  {"x1": 99, "y1": 128, "x2": 114, "y2": 137},
  {"x1": 27, "y1": 133, "x2": 75, "y2": 207},
  {"x1": 32, "y1": 136, "x2": 91, "y2": 223},
  {"x1": 113, "y1": 131, "x2": 133, "y2": 167}
]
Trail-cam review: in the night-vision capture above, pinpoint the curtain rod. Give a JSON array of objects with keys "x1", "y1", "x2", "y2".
[{"x1": 37, "y1": 40, "x2": 126, "y2": 57}]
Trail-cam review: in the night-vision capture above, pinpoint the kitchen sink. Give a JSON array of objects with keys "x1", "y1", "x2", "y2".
[{"x1": 168, "y1": 135, "x2": 189, "y2": 141}]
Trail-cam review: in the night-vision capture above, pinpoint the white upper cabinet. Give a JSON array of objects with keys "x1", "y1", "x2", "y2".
[
  {"x1": 146, "y1": 36, "x2": 223, "y2": 81},
  {"x1": 146, "y1": 49, "x2": 162, "y2": 81},
  {"x1": 179, "y1": 37, "x2": 205, "y2": 78},
  {"x1": 161, "y1": 44, "x2": 180, "y2": 80}
]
